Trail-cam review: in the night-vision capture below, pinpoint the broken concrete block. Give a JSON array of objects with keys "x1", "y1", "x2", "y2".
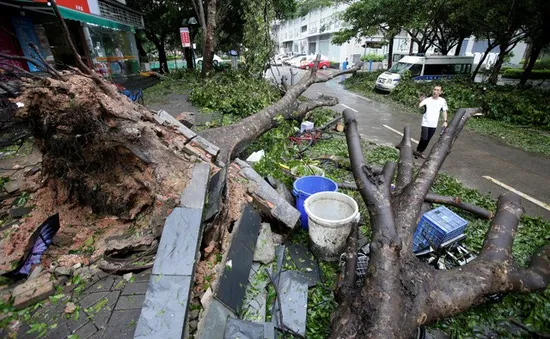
[
  {"x1": 223, "y1": 318, "x2": 275, "y2": 339},
  {"x1": 180, "y1": 162, "x2": 210, "y2": 209},
  {"x1": 272, "y1": 271, "x2": 309, "y2": 337},
  {"x1": 205, "y1": 166, "x2": 227, "y2": 222},
  {"x1": 190, "y1": 135, "x2": 220, "y2": 158},
  {"x1": 253, "y1": 224, "x2": 275, "y2": 265},
  {"x1": 234, "y1": 159, "x2": 300, "y2": 229},
  {"x1": 216, "y1": 204, "x2": 261, "y2": 313},
  {"x1": 9, "y1": 206, "x2": 32, "y2": 218},
  {"x1": 13, "y1": 273, "x2": 54, "y2": 310},
  {"x1": 196, "y1": 299, "x2": 236, "y2": 339},
  {"x1": 3, "y1": 181, "x2": 20, "y2": 194}
]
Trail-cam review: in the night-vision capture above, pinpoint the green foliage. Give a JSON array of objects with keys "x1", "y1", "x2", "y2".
[
  {"x1": 501, "y1": 68, "x2": 550, "y2": 79},
  {"x1": 429, "y1": 172, "x2": 550, "y2": 338},
  {"x1": 188, "y1": 71, "x2": 280, "y2": 117},
  {"x1": 242, "y1": 0, "x2": 277, "y2": 75},
  {"x1": 519, "y1": 58, "x2": 550, "y2": 70},
  {"x1": 361, "y1": 53, "x2": 384, "y2": 62}
]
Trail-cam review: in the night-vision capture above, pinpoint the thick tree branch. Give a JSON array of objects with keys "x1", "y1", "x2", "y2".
[
  {"x1": 424, "y1": 193, "x2": 493, "y2": 219},
  {"x1": 395, "y1": 125, "x2": 413, "y2": 193},
  {"x1": 0, "y1": 53, "x2": 48, "y2": 74},
  {"x1": 399, "y1": 108, "x2": 482, "y2": 235},
  {"x1": 295, "y1": 95, "x2": 338, "y2": 118},
  {"x1": 480, "y1": 192, "x2": 523, "y2": 261},
  {"x1": 49, "y1": 0, "x2": 92, "y2": 75}
]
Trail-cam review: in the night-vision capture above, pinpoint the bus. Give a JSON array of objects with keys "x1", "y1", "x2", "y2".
[{"x1": 375, "y1": 55, "x2": 474, "y2": 92}]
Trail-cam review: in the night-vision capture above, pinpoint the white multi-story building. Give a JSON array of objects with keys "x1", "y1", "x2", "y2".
[
  {"x1": 272, "y1": 4, "x2": 411, "y2": 63},
  {"x1": 272, "y1": 4, "x2": 527, "y2": 66}
]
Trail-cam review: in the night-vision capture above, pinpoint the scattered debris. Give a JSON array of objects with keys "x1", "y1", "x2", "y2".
[
  {"x1": 272, "y1": 270, "x2": 309, "y2": 337},
  {"x1": 246, "y1": 150, "x2": 265, "y2": 164},
  {"x1": 233, "y1": 159, "x2": 300, "y2": 229},
  {"x1": 123, "y1": 272, "x2": 133, "y2": 282},
  {"x1": 2, "y1": 214, "x2": 60, "y2": 280},
  {"x1": 64, "y1": 302, "x2": 77, "y2": 314},
  {"x1": 253, "y1": 224, "x2": 276, "y2": 265},
  {"x1": 241, "y1": 263, "x2": 269, "y2": 322},
  {"x1": 286, "y1": 244, "x2": 321, "y2": 287},
  {"x1": 12, "y1": 273, "x2": 54, "y2": 310},
  {"x1": 223, "y1": 317, "x2": 275, "y2": 339},
  {"x1": 9, "y1": 207, "x2": 32, "y2": 219},
  {"x1": 205, "y1": 165, "x2": 228, "y2": 222},
  {"x1": 216, "y1": 204, "x2": 261, "y2": 313},
  {"x1": 3, "y1": 181, "x2": 21, "y2": 194},
  {"x1": 265, "y1": 176, "x2": 294, "y2": 205}
]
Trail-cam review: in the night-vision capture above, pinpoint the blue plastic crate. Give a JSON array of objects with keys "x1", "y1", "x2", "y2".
[{"x1": 413, "y1": 206, "x2": 468, "y2": 252}]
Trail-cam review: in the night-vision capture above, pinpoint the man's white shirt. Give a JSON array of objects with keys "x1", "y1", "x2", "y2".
[{"x1": 420, "y1": 97, "x2": 448, "y2": 128}]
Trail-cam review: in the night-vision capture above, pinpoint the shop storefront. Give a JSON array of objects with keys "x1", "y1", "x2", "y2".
[{"x1": 0, "y1": 0, "x2": 143, "y2": 77}]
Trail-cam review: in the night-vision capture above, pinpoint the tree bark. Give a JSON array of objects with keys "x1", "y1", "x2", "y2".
[
  {"x1": 454, "y1": 37, "x2": 464, "y2": 56},
  {"x1": 387, "y1": 34, "x2": 395, "y2": 68},
  {"x1": 488, "y1": 42, "x2": 510, "y2": 85},
  {"x1": 519, "y1": 43, "x2": 542, "y2": 85},
  {"x1": 157, "y1": 42, "x2": 169, "y2": 74},
  {"x1": 471, "y1": 40, "x2": 497, "y2": 80},
  {"x1": 201, "y1": 0, "x2": 217, "y2": 77},
  {"x1": 329, "y1": 108, "x2": 550, "y2": 338}
]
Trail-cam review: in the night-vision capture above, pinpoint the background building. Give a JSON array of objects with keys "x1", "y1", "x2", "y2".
[
  {"x1": 272, "y1": 4, "x2": 526, "y2": 66},
  {"x1": 0, "y1": 0, "x2": 144, "y2": 76}
]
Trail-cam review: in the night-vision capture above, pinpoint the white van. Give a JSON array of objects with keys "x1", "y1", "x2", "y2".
[{"x1": 375, "y1": 55, "x2": 474, "y2": 91}]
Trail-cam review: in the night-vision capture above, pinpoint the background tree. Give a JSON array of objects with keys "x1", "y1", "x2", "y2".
[
  {"x1": 519, "y1": 0, "x2": 550, "y2": 84},
  {"x1": 127, "y1": 0, "x2": 192, "y2": 73}
]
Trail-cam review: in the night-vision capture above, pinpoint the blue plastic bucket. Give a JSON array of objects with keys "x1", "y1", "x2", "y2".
[{"x1": 292, "y1": 176, "x2": 338, "y2": 229}]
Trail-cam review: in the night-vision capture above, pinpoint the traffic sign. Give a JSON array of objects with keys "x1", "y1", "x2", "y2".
[{"x1": 180, "y1": 27, "x2": 191, "y2": 48}]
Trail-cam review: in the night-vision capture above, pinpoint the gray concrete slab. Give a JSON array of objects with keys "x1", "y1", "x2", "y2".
[
  {"x1": 134, "y1": 275, "x2": 192, "y2": 339},
  {"x1": 180, "y1": 162, "x2": 210, "y2": 209},
  {"x1": 151, "y1": 207, "x2": 203, "y2": 276},
  {"x1": 195, "y1": 299, "x2": 236, "y2": 339}
]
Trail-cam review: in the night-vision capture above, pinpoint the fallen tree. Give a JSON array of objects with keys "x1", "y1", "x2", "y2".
[{"x1": 331, "y1": 108, "x2": 550, "y2": 338}]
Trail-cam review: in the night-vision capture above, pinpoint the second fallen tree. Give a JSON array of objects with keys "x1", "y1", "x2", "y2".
[{"x1": 330, "y1": 108, "x2": 550, "y2": 338}]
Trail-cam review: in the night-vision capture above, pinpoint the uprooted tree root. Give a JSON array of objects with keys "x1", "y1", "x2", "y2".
[{"x1": 16, "y1": 74, "x2": 193, "y2": 220}]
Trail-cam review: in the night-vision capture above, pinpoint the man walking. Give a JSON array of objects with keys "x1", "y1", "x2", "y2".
[{"x1": 414, "y1": 85, "x2": 448, "y2": 158}]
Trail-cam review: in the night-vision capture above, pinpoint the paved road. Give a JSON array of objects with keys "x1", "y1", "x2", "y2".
[{"x1": 268, "y1": 67, "x2": 550, "y2": 220}]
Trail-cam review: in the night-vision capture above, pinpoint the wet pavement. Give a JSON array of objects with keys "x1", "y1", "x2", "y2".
[{"x1": 268, "y1": 67, "x2": 550, "y2": 220}]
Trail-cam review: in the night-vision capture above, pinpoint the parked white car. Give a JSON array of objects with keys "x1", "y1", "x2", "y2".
[{"x1": 196, "y1": 54, "x2": 224, "y2": 67}]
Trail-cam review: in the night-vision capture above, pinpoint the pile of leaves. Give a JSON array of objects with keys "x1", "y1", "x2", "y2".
[{"x1": 188, "y1": 71, "x2": 280, "y2": 117}]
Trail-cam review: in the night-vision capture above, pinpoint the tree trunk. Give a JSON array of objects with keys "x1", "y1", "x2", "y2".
[
  {"x1": 387, "y1": 34, "x2": 395, "y2": 68},
  {"x1": 135, "y1": 34, "x2": 149, "y2": 62},
  {"x1": 158, "y1": 43, "x2": 169, "y2": 74},
  {"x1": 471, "y1": 41, "x2": 496, "y2": 80},
  {"x1": 200, "y1": 63, "x2": 360, "y2": 164},
  {"x1": 201, "y1": 0, "x2": 217, "y2": 77},
  {"x1": 488, "y1": 43, "x2": 510, "y2": 85},
  {"x1": 329, "y1": 108, "x2": 550, "y2": 338},
  {"x1": 184, "y1": 47, "x2": 194, "y2": 69},
  {"x1": 455, "y1": 37, "x2": 464, "y2": 56},
  {"x1": 520, "y1": 43, "x2": 542, "y2": 85}
]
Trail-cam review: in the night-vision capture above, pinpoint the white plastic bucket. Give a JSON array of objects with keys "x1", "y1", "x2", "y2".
[{"x1": 304, "y1": 192, "x2": 360, "y2": 261}]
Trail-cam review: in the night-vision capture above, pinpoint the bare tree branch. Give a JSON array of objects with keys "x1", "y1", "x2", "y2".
[
  {"x1": 295, "y1": 95, "x2": 338, "y2": 118},
  {"x1": 28, "y1": 43, "x2": 64, "y2": 80},
  {"x1": 49, "y1": 0, "x2": 92, "y2": 75},
  {"x1": 395, "y1": 125, "x2": 413, "y2": 193},
  {"x1": 399, "y1": 108, "x2": 482, "y2": 235},
  {"x1": 424, "y1": 193, "x2": 493, "y2": 219},
  {"x1": 480, "y1": 192, "x2": 523, "y2": 261}
]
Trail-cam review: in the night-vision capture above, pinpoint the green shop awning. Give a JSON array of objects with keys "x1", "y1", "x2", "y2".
[{"x1": 58, "y1": 7, "x2": 134, "y2": 32}]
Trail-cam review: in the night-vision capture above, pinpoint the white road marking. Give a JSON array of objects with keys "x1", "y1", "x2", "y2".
[
  {"x1": 482, "y1": 176, "x2": 550, "y2": 211},
  {"x1": 383, "y1": 124, "x2": 419, "y2": 144},
  {"x1": 340, "y1": 104, "x2": 358, "y2": 112},
  {"x1": 353, "y1": 93, "x2": 372, "y2": 102}
]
